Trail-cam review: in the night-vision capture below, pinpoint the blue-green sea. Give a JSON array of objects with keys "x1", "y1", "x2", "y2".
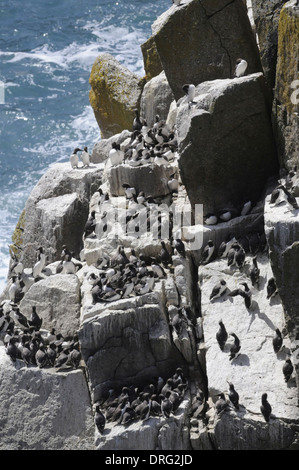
[{"x1": 0, "y1": 0, "x2": 170, "y2": 292}]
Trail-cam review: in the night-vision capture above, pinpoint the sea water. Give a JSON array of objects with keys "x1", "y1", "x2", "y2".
[{"x1": 0, "y1": 0, "x2": 170, "y2": 293}]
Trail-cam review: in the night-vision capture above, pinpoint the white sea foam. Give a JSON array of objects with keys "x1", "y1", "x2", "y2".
[
  {"x1": 0, "y1": 31, "x2": 145, "y2": 76},
  {"x1": 0, "y1": 2, "x2": 160, "y2": 291}
]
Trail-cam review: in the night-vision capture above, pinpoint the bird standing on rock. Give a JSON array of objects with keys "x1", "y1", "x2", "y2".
[
  {"x1": 173, "y1": 239, "x2": 186, "y2": 257},
  {"x1": 94, "y1": 405, "x2": 106, "y2": 433},
  {"x1": 8, "y1": 275, "x2": 24, "y2": 303},
  {"x1": 277, "y1": 184, "x2": 299, "y2": 210},
  {"x1": 83, "y1": 211, "x2": 96, "y2": 238},
  {"x1": 122, "y1": 183, "x2": 136, "y2": 199},
  {"x1": 132, "y1": 109, "x2": 146, "y2": 132},
  {"x1": 201, "y1": 240, "x2": 215, "y2": 265},
  {"x1": 272, "y1": 328, "x2": 283, "y2": 353},
  {"x1": 215, "y1": 393, "x2": 229, "y2": 415},
  {"x1": 13, "y1": 307, "x2": 29, "y2": 329},
  {"x1": 210, "y1": 280, "x2": 227, "y2": 301},
  {"x1": 33, "y1": 246, "x2": 46, "y2": 279},
  {"x1": 109, "y1": 142, "x2": 124, "y2": 166},
  {"x1": 239, "y1": 282, "x2": 252, "y2": 309},
  {"x1": 216, "y1": 320, "x2": 228, "y2": 351},
  {"x1": 227, "y1": 382, "x2": 239, "y2": 410},
  {"x1": 260, "y1": 393, "x2": 272, "y2": 422},
  {"x1": 70, "y1": 147, "x2": 82, "y2": 169},
  {"x1": 282, "y1": 358, "x2": 294, "y2": 383},
  {"x1": 35, "y1": 344, "x2": 48, "y2": 368},
  {"x1": 80, "y1": 146, "x2": 90, "y2": 168},
  {"x1": 182, "y1": 84, "x2": 196, "y2": 108},
  {"x1": 249, "y1": 256, "x2": 260, "y2": 288},
  {"x1": 229, "y1": 333, "x2": 241, "y2": 361},
  {"x1": 267, "y1": 277, "x2": 277, "y2": 300},
  {"x1": 28, "y1": 306, "x2": 42, "y2": 331},
  {"x1": 234, "y1": 58, "x2": 248, "y2": 77},
  {"x1": 160, "y1": 241, "x2": 172, "y2": 267}
]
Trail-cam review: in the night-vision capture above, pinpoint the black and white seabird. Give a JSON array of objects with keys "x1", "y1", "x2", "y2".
[
  {"x1": 249, "y1": 256, "x2": 260, "y2": 288},
  {"x1": 204, "y1": 214, "x2": 218, "y2": 225},
  {"x1": 216, "y1": 320, "x2": 228, "y2": 351},
  {"x1": 109, "y1": 142, "x2": 124, "y2": 166},
  {"x1": 277, "y1": 184, "x2": 299, "y2": 210},
  {"x1": 227, "y1": 242, "x2": 240, "y2": 267},
  {"x1": 54, "y1": 347, "x2": 70, "y2": 369},
  {"x1": 172, "y1": 0, "x2": 182, "y2": 5},
  {"x1": 218, "y1": 236, "x2": 237, "y2": 258},
  {"x1": 235, "y1": 244, "x2": 246, "y2": 269},
  {"x1": 282, "y1": 358, "x2": 294, "y2": 382},
  {"x1": 6, "y1": 337, "x2": 20, "y2": 362},
  {"x1": 8, "y1": 275, "x2": 24, "y2": 304},
  {"x1": 35, "y1": 344, "x2": 48, "y2": 368},
  {"x1": 122, "y1": 183, "x2": 137, "y2": 199},
  {"x1": 13, "y1": 307, "x2": 29, "y2": 329},
  {"x1": 83, "y1": 210, "x2": 96, "y2": 238},
  {"x1": 260, "y1": 393, "x2": 272, "y2": 422},
  {"x1": 227, "y1": 382, "x2": 239, "y2": 410},
  {"x1": 218, "y1": 209, "x2": 233, "y2": 222},
  {"x1": 28, "y1": 306, "x2": 42, "y2": 331},
  {"x1": 33, "y1": 247, "x2": 46, "y2": 279},
  {"x1": 234, "y1": 58, "x2": 248, "y2": 77},
  {"x1": 229, "y1": 333, "x2": 241, "y2": 361},
  {"x1": 167, "y1": 174, "x2": 179, "y2": 193},
  {"x1": 201, "y1": 240, "x2": 215, "y2": 265},
  {"x1": 62, "y1": 254, "x2": 76, "y2": 274},
  {"x1": 239, "y1": 282, "x2": 252, "y2": 309},
  {"x1": 173, "y1": 239, "x2": 186, "y2": 257},
  {"x1": 182, "y1": 84, "x2": 196, "y2": 107},
  {"x1": 46, "y1": 343, "x2": 56, "y2": 367},
  {"x1": 171, "y1": 309, "x2": 185, "y2": 335},
  {"x1": 151, "y1": 261, "x2": 167, "y2": 279},
  {"x1": 68, "y1": 345, "x2": 81, "y2": 369},
  {"x1": 81, "y1": 146, "x2": 90, "y2": 168},
  {"x1": 94, "y1": 404, "x2": 106, "y2": 433},
  {"x1": 215, "y1": 393, "x2": 229, "y2": 415},
  {"x1": 11, "y1": 256, "x2": 24, "y2": 276},
  {"x1": 267, "y1": 277, "x2": 278, "y2": 300},
  {"x1": 160, "y1": 392, "x2": 173, "y2": 419},
  {"x1": 160, "y1": 241, "x2": 172, "y2": 266},
  {"x1": 70, "y1": 147, "x2": 82, "y2": 169},
  {"x1": 132, "y1": 108, "x2": 146, "y2": 132},
  {"x1": 210, "y1": 280, "x2": 227, "y2": 301},
  {"x1": 272, "y1": 328, "x2": 283, "y2": 354}
]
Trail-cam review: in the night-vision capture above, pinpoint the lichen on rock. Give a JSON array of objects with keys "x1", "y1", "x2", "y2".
[{"x1": 89, "y1": 52, "x2": 145, "y2": 139}]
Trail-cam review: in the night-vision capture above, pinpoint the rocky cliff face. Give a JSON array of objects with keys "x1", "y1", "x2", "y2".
[{"x1": 0, "y1": 0, "x2": 298, "y2": 451}]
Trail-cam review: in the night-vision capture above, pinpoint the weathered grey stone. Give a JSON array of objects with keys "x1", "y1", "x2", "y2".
[
  {"x1": 176, "y1": 73, "x2": 278, "y2": 217},
  {"x1": 79, "y1": 297, "x2": 185, "y2": 402},
  {"x1": 140, "y1": 71, "x2": 175, "y2": 127},
  {"x1": 210, "y1": 411, "x2": 299, "y2": 450},
  {"x1": 140, "y1": 35, "x2": 164, "y2": 81},
  {"x1": 183, "y1": 208, "x2": 264, "y2": 266},
  {"x1": 250, "y1": 0, "x2": 285, "y2": 91},
  {"x1": 19, "y1": 274, "x2": 81, "y2": 337},
  {"x1": 0, "y1": 348, "x2": 94, "y2": 450},
  {"x1": 151, "y1": 0, "x2": 262, "y2": 100},
  {"x1": 198, "y1": 253, "x2": 299, "y2": 449},
  {"x1": 264, "y1": 185, "x2": 299, "y2": 385},
  {"x1": 272, "y1": 1, "x2": 299, "y2": 169},
  {"x1": 21, "y1": 162, "x2": 104, "y2": 268},
  {"x1": 103, "y1": 159, "x2": 178, "y2": 198},
  {"x1": 89, "y1": 53, "x2": 145, "y2": 138},
  {"x1": 95, "y1": 393, "x2": 191, "y2": 450}
]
